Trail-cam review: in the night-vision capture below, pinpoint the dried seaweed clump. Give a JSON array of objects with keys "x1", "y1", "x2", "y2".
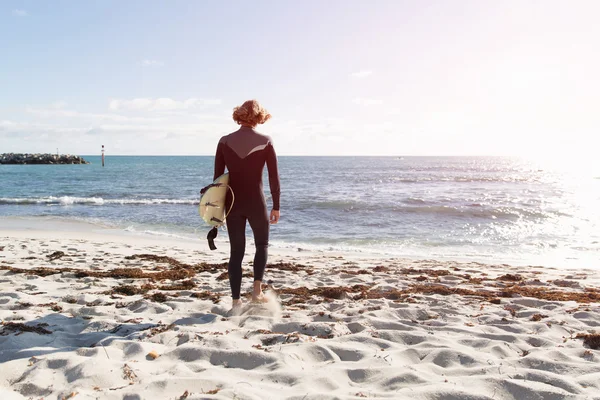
[
  {"x1": 126, "y1": 254, "x2": 230, "y2": 275},
  {"x1": 147, "y1": 323, "x2": 175, "y2": 338},
  {"x1": 46, "y1": 251, "x2": 66, "y2": 261},
  {"x1": 110, "y1": 283, "x2": 155, "y2": 296},
  {"x1": 576, "y1": 333, "x2": 600, "y2": 350},
  {"x1": 402, "y1": 268, "x2": 451, "y2": 277},
  {"x1": 278, "y1": 285, "x2": 371, "y2": 305},
  {"x1": 75, "y1": 267, "x2": 195, "y2": 281},
  {"x1": 497, "y1": 274, "x2": 523, "y2": 282},
  {"x1": 191, "y1": 291, "x2": 222, "y2": 304},
  {"x1": 268, "y1": 262, "x2": 312, "y2": 273},
  {"x1": 125, "y1": 254, "x2": 192, "y2": 268},
  {"x1": 364, "y1": 289, "x2": 408, "y2": 301},
  {"x1": 408, "y1": 284, "x2": 490, "y2": 298},
  {"x1": 499, "y1": 286, "x2": 600, "y2": 303},
  {"x1": 372, "y1": 265, "x2": 390, "y2": 273},
  {"x1": 339, "y1": 269, "x2": 371, "y2": 276},
  {"x1": 0, "y1": 265, "x2": 74, "y2": 277},
  {"x1": 0, "y1": 321, "x2": 52, "y2": 335},
  {"x1": 149, "y1": 292, "x2": 168, "y2": 303},
  {"x1": 157, "y1": 279, "x2": 195, "y2": 291},
  {"x1": 530, "y1": 313, "x2": 548, "y2": 322}
]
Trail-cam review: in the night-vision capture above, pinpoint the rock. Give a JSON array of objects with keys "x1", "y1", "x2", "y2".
[{"x1": 0, "y1": 153, "x2": 90, "y2": 165}]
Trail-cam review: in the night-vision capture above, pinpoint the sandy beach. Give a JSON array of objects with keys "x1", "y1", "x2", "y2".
[{"x1": 1, "y1": 219, "x2": 599, "y2": 400}]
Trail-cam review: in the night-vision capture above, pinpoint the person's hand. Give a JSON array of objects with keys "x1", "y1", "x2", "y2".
[{"x1": 270, "y1": 209, "x2": 280, "y2": 224}]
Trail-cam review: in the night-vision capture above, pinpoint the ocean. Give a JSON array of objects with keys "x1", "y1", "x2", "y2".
[{"x1": 1, "y1": 156, "x2": 599, "y2": 269}]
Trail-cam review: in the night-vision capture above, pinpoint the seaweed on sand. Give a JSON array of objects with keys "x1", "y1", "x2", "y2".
[
  {"x1": 0, "y1": 321, "x2": 52, "y2": 335},
  {"x1": 576, "y1": 333, "x2": 600, "y2": 350}
]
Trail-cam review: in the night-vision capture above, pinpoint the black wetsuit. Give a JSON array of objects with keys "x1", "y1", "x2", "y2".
[{"x1": 213, "y1": 126, "x2": 281, "y2": 300}]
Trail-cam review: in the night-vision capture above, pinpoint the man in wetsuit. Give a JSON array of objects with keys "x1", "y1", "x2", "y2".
[{"x1": 213, "y1": 100, "x2": 280, "y2": 310}]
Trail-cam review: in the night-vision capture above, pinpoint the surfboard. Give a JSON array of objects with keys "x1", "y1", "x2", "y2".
[{"x1": 199, "y1": 173, "x2": 231, "y2": 227}]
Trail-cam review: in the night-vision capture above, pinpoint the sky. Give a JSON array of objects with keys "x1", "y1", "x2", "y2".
[{"x1": 1, "y1": 1, "x2": 599, "y2": 156}]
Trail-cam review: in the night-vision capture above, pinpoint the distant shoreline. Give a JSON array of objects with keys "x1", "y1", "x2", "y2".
[{"x1": 0, "y1": 153, "x2": 89, "y2": 165}]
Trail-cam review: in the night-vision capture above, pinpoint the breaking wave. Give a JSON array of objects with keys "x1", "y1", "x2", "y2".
[{"x1": 0, "y1": 196, "x2": 199, "y2": 206}]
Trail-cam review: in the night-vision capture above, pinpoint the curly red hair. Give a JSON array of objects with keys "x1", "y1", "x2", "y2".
[{"x1": 232, "y1": 100, "x2": 272, "y2": 126}]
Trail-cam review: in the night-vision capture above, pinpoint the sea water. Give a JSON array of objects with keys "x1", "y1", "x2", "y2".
[{"x1": 1, "y1": 156, "x2": 599, "y2": 269}]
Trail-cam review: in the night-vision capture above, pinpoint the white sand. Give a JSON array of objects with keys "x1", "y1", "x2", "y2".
[{"x1": 1, "y1": 218, "x2": 600, "y2": 400}]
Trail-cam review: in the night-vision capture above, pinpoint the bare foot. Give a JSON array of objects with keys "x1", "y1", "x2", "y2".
[
  {"x1": 227, "y1": 299, "x2": 243, "y2": 316},
  {"x1": 251, "y1": 281, "x2": 269, "y2": 303},
  {"x1": 232, "y1": 299, "x2": 243, "y2": 308},
  {"x1": 251, "y1": 292, "x2": 270, "y2": 304}
]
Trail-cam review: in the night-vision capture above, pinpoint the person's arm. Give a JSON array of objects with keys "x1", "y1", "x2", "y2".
[
  {"x1": 266, "y1": 141, "x2": 280, "y2": 211},
  {"x1": 214, "y1": 142, "x2": 225, "y2": 181}
]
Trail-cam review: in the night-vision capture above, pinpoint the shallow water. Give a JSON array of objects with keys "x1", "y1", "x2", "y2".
[{"x1": 1, "y1": 155, "x2": 598, "y2": 268}]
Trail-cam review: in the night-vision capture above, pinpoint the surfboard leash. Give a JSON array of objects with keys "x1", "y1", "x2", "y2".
[{"x1": 204, "y1": 185, "x2": 235, "y2": 250}]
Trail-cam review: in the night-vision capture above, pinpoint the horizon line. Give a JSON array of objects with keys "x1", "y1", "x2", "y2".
[
  {"x1": 1, "y1": 152, "x2": 541, "y2": 158},
  {"x1": 80, "y1": 154, "x2": 527, "y2": 158}
]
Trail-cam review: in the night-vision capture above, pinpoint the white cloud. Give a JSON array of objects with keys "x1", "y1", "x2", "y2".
[
  {"x1": 0, "y1": 116, "x2": 233, "y2": 156},
  {"x1": 0, "y1": 120, "x2": 17, "y2": 129},
  {"x1": 25, "y1": 106, "x2": 163, "y2": 123},
  {"x1": 352, "y1": 98, "x2": 383, "y2": 106},
  {"x1": 26, "y1": 107, "x2": 78, "y2": 118},
  {"x1": 50, "y1": 101, "x2": 68, "y2": 109},
  {"x1": 141, "y1": 59, "x2": 164, "y2": 67},
  {"x1": 0, "y1": 118, "x2": 224, "y2": 137},
  {"x1": 350, "y1": 70, "x2": 372, "y2": 78},
  {"x1": 108, "y1": 98, "x2": 222, "y2": 111},
  {"x1": 5, "y1": 102, "x2": 229, "y2": 154},
  {"x1": 89, "y1": 122, "x2": 227, "y2": 135},
  {"x1": 12, "y1": 9, "x2": 28, "y2": 17},
  {"x1": 0, "y1": 119, "x2": 83, "y2": 134}
]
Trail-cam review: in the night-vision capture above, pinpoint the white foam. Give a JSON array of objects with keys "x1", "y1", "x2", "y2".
[{"x1": 0, "y1": 196, "x2": 198, "y2": 206}]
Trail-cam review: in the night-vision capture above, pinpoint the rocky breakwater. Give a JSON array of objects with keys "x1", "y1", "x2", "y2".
[{"x1": 0, "y1": 153, "x2": 90, "y2": 165}]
